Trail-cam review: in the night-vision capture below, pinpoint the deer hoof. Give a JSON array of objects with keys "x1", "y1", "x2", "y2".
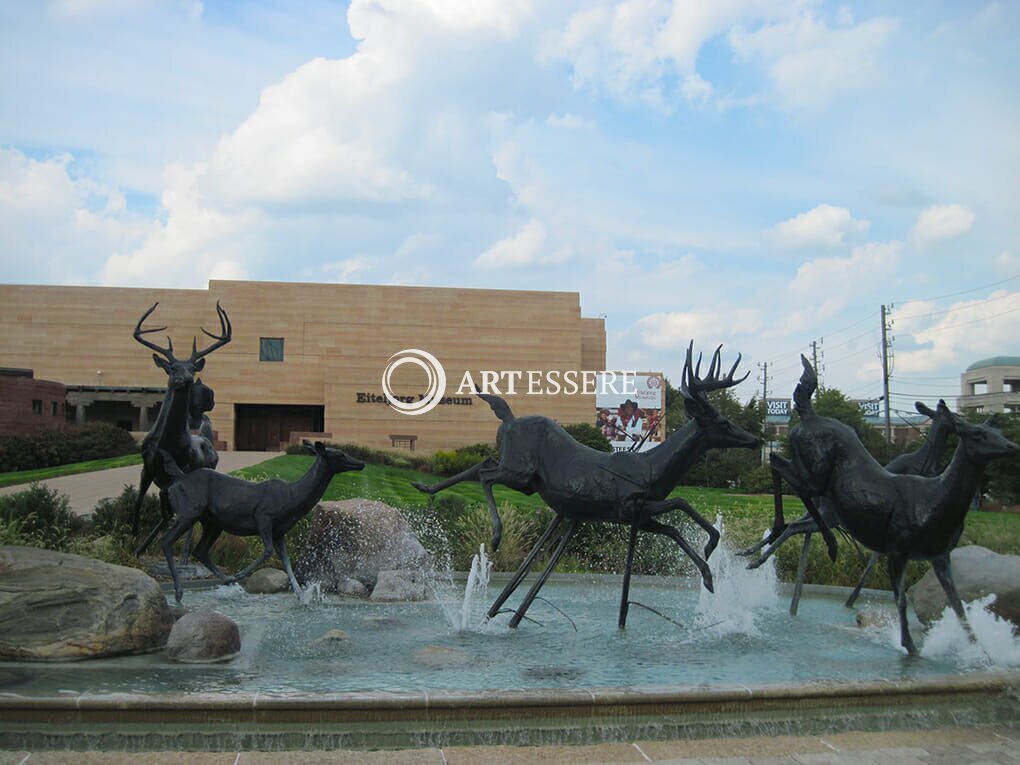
[
  {"x1": 411, "y1": 481, "x2": 433, "y2": 494},
  {"x1": 701, "y1": 568, "x2": 714, "y2": 593}
]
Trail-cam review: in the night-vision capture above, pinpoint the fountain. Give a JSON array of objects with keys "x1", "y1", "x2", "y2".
[{"x1": 1, "y1": 330, "x2": 1018, "y2": 751}]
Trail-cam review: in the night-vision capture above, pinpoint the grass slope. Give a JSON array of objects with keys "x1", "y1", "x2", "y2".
[{"x1": 0, "y1": 454, "x2": 143, "y2": 488}]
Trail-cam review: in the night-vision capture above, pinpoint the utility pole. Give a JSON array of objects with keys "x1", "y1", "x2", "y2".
[
  {"x1": 811, "y1": 340, "x2": 822, "y2": 390},
  {"x1": 881, "y1": 304, "x2": 892, "y2": 442},
  {"x1": 758, "y1": 361, "x2": 770, "y2": 464}
]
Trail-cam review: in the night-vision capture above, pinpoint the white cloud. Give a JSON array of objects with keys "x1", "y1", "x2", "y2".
[
  {"x1": 0, "y1": 147, "x2": 145, "y2": 283},
  {"x1": 474, "y1": 219, "x2": 548, "y2": 268},
  {"x1": 786, "y1": 241, "x2": 902, "y2": 321},
  {"x1": 910, "y1": 204, "x2": 976, "y2": 250},
  {"x1": 730, "y1": 12, "x2": 899, "y2": 110},
  {"x1": 770, "y1": 204, "x2": 870, "y2": 250},
  {"x1": 893, "y1": 290, "x2": 1020, "y2": 374},
  {"x1": 633, "y1": 307, "x2": 762, "y2": 351}
]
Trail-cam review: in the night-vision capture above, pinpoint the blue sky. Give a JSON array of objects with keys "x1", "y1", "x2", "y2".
[{"x1": 1, "y1": 0, "x2": 1018, "y2": 414}]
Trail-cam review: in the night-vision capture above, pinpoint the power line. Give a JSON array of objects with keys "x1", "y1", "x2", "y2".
[
  {"x1": 893, "y1": 288, "x2": 1018, "y2": 322},
  {"x1": 897, "y1": 273, "x2": 1020, "y2": 306}
]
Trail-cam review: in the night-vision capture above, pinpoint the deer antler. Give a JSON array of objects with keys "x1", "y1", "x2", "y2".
[
  {"x1": 133, "y1": 302, "x2": 175, "y2": 359},
  {"x1": 682, "y1": 342, "x2": 749, "y2": 402},
  {"x1": 189, "y1": 301, "x2": 232, "y2": 362}
]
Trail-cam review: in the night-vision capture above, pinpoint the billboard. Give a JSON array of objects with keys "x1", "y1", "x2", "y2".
[
  {"x1": 766, "y1": 398, "x2": 792, "y2": 419},
  {"x1": 856, "y1": 399, "x2": 882, "y2": 418},
  {"x1": 595, "y1": 372, "x2": 665, "y2": 452}
]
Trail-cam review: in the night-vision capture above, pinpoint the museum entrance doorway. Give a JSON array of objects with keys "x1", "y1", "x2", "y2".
[{"x1": 234, "y1": 404, "x2": 325, "y2": 451}]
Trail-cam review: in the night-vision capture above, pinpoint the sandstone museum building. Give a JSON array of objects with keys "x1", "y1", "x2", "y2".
[{"x1": 0, "y1": 280, "x2": 606, "y2": 453}]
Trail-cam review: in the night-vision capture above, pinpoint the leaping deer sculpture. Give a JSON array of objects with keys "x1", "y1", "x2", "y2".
[
  {"x1": 130, "y1": 302, "x2": 232, "y2": 556},
  {"x1": 414, "y1": 342, "x2": 759, "y2": 628},
  {"x1": 741, "y1": 399, "x2": 955, "y2": 615},
  {"x1": 768, "y1": 357, "x2": 1019, "y2": 654}
]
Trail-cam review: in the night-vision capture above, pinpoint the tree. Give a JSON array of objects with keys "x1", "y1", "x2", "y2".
[{"x1": 562, "y1": 422, "x2": 612, "y2": 452}]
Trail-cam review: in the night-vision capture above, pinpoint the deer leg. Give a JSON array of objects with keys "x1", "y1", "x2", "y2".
[
  {"x1": 643, "y1": 496, "x2": 720, "y2": 560},
  {"x1": 845, "y1": 551, "x2": 881, "y2": 608},
  {"x1": 477, "y1": 466, "x2": 507, "y2": 552},
  {"x1": 507, "y1": 520, "x2": 578, "y2": 629},
  {"x1": 160, "y1": 514, "x2": 198, "y2": 603},
  {"x1": 273, "y1": 537, "x2": 302, "y2": 597},
  {"x1": 179, "y1": 527, "x2": 194, "y2": 565},
  {"x1": 411, "y1": 458, "x2": 496, "y2": 495},
  {"x1": 189, "y1": 523, "x2": 230, "y2": 583},
  {"x1": 931, "y1": 554, "x2": 978, "y2": 644},
  {"x1": 640, "y1": 517, "x2": 713, "y2": 594},
  {"x1": 746, "y1": 517, "x2": 810, "y2": 569},
  {"x1": 770, "y1": 457, "x2": 837, "y2": 564},
  {"x1": 131, "y1": 466, "x2": 154, "y2": 537},
  {"x1": 135, "y1": 489, "x2": 172, "y2": 557},
  {"x1": 487, "y1": 514, "x2": 563, "y2": 619},
  {"x1": 618, "y1": 520, "x2": 640, "y2": 629},
  {"x1": 887, "y1": 554, "x2": 917, "y2": 656},
  {"x1": 224, "y1": 521, "x2": 275, "y2": 584},
  {"x1": 789, "y1": 532, "x2": 812, "y2": 616}
]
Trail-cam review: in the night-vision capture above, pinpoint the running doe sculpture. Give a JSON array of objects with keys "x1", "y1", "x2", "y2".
[
  {"x1": 157, "y1": 441, "x2": 365, "y2": 602},
  {"x1": 742, "y1": 399, "x2": 955, "y2": 614},
  {"x1": 414, "y1": 342, "x2": 759, "y2": 628},
  {"x1": 768, "y1": 357, "x2": 1019, "y2": 654},
  {"x1": 130, "y1": 302, "x2": 232, "y2": 555}
]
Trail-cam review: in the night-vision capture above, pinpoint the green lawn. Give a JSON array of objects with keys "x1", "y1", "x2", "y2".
[{"x1": 0, "y1": 454, "x2": 143, "y2": 488}]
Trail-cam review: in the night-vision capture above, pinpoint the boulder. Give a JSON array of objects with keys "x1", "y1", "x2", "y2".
[
  {"x1": 370, "y1": 569, "x2": 428, "y2": 602},
  {"x1": 909, "y1": 545, "x2": 1020, "y2": 628},
  {"x1": 339, "y1": 577, "x2": 369, "y2": 598},
  {"x1": 243, "y1": 567, "x2": 290, "y2": 594},
  {"x1": 314, "y1": 629, "x2": 351, "y2": 644},
  {"x1": 295, "y1": 499, "x2": 429, "y2": 591},
  {"x1": 165, "y1": 611, "x2": 240, "y2": 663},
  {"x1": 0, "y1": 546, "x2": 174, "y2": 661}
]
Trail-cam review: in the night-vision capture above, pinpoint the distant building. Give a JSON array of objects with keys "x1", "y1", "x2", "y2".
[
  {"x1": 957, "y1": 357, "x2": 1020, "y2": 415},
  {"x1": 0, "y1": 368, "x2": 68, "y2": 437}
]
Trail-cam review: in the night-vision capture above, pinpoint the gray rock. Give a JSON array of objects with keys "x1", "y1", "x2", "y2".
[
  {"x1": 855, "y1": 609, "x2": 892, "y2": 629},
  {"x1": 909, "y1": 545, "x2": 1020, "y2": 628},
  {"x1": 0, "y1": 546, "x2": 174, "y2": 661},
  {"x1": 165, "y1": 611, "x2": 240, "y2": 663},
  {"x1": 339, "y1": 577, "x2": 369, "y2": 598},
  {"x1": 294, "y1": 499, "x2": 429, "y2": 591},
  {"x1": 370, "y1": 569, "x2": 428, "y2": 602},
  {"x1": 314, "y1": 629, "x2": 351, "y2": 644},
  {"x1": 243, "y1": 567, "x2": 290, "y2": 594}
]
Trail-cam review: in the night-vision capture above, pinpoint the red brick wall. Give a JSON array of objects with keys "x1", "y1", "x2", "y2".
[{"x1": 0, "y1": 376, "x2": 68, "y2": 437}]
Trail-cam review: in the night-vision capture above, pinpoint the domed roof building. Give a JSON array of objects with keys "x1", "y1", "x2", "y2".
[{"x1": 958, "y1": 356, "x2": 1020, "y2": 415}]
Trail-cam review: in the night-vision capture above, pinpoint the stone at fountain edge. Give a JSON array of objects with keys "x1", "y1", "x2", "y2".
[
  {"x1": 0, "y1": 546, "x2": 174, "y2": 661},
  {"x1": 909, "y1": 545, "x2": 1020, "y2": 628}
]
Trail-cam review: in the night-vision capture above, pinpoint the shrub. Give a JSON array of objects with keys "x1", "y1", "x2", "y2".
[
  {"x1": 0, "y1": 422, "x2": 138, "y2": 473},
  {"x1": 561, "y1": 423, "x2": 611, "y2": 452},
  {"x1": 0, "y1": 483, "x2": 83, "y2": 549},
  {"x1": 91, "y1": 484, "x2": 162, "y2": 537}
]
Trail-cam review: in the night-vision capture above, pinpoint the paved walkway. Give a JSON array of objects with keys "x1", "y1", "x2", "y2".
[
  {"x1": 0, "y1": 726, "x2": 1017, "y2": 763},
  {"x1": 0, "y1": 452, "x2": 274, "y2": 516}
]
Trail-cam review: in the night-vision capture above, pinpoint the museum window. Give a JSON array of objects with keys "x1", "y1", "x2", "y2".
[
  {"x1": 32, "y1": 399, "x2": 42, "y2": 414},
  {"x1": 51, "y1": 401, "x2": 59, "y2": 416},
  {"x1": 389, "y1": 434, "x2": 417, "y2": 451},
  {"x1": 259, "y1": 337, "x2": 284, "y2": 362}
]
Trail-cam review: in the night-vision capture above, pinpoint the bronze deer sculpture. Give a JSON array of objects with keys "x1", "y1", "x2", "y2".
[
  {"x1": 741, "y1": 399, "x2": 955, "y2": 614},
  {"x1": 768, "y1": 357, "x2": 1019, "y2": 654},
  {"x1": 157, "y1": 441, "x2": 365, "y2": 602},
  {"x1": 130, "y1": 302, "x2": 232, "y2": 556},
  {"x1": 414, "y1": 343, "x2": 759, "y2": 628}
]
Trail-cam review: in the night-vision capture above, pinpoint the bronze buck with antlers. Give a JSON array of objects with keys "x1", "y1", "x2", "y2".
[
  {"x1": 414, "y1": 342, "x2": 759, "y2": 628},
  {"x1": 130, "y1": 302, "x2": 232, "y2": 554}
]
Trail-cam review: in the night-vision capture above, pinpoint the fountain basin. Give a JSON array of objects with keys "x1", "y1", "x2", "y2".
[{"x1": 1, "y1": 574, "x2": 1017, "y2": 749}]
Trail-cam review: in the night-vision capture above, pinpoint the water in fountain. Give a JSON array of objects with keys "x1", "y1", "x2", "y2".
[
  {"x1": 692, "y1": 514, "x2": 779, "y2": 636},
  {"x1": 457, "y1": 544, "x2": 493, "y2": 631}
]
